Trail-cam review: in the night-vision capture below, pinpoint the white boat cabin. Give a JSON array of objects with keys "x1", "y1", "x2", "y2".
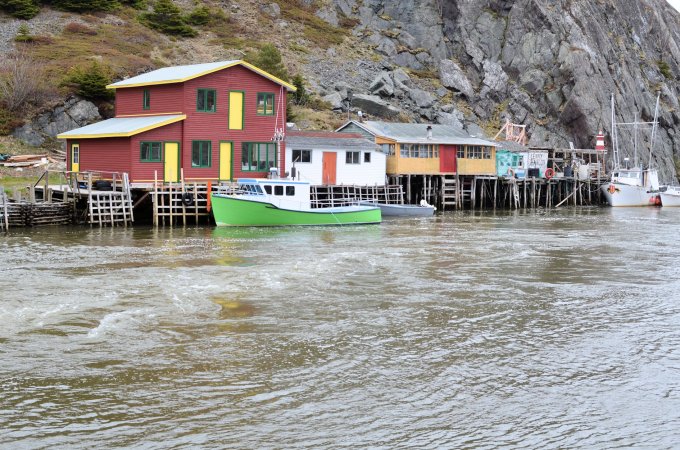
[
  {"x1": 612, "y1": 168, "x2": 659, "y2": 190},
  {"x1": 232, "y1": 178, "x2": 313, "y2": 210},
  {"x1": 285, "y1": 131, "x2": 386, "y2": 185}
]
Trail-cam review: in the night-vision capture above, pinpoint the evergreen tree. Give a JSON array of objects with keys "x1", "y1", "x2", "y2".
[
  {"x1": 14, "y1": 23, "x2": 33, "y2": 42},
  {"x1": 185, "y1": 5, "x2": 209, "y2": 26},
  {"x1": 291, "y1": 74, "x2": 309, "y2": 106},
  {"x1": 141, "y1": 0, "x2": 197, "y2": 37},
  {"x1": 246, "y1": 44, "x2": 289, "y2": 82},
  {"x1": 62, "y1": 61, "x2": 114, "y2": 101},
  {"x1": 0, "y1": 0, "x2": 40, "y2": 19},
  {"x1": 45, "y1": 0, "x2": 118, "y2": 12}
]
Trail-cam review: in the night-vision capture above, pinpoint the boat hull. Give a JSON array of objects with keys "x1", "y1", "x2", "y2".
[
  {"x1": 660, "y1": 192, "x2": 680, "y2": 207},
  {"x1": 359, "y1": 201, "x2": 435, "y2": 217},
  {"x1": 211, "y1": 195, "x2": 381, "y2": 226},
  {"x1": 600, "y1": 183, "x2": 660, "y2": 207}
]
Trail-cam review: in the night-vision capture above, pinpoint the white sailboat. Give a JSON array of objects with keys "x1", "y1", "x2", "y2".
[{"x1": 600, "y1": 93, "x2": 661, "y2": 207}]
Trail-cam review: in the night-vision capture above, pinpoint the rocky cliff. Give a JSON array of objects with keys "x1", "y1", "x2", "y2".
[{"x1": 311, "y1": 0, "x2": 680, "y2": 180}]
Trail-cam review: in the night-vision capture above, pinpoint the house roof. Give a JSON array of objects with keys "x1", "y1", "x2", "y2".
[
  {"x1": 337, "y1": 120, "x2": 498, "y2": 147},
  {"x1": 496, "y1": 140, "x2": 530, "y2": 153},
  {"x1": 286, "y1": 131, "x2": 381, "y2": 151},
  {"x1": 57, "y1": 114, "x2": 186, "y2": 139},
  {"x1": 106, "y1": 60, "x2": 296, "y2": 91}
]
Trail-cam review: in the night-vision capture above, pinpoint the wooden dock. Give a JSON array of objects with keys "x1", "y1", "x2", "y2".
[{"x1": 387, "y1": 173, "x2": 606, "y2": 211}]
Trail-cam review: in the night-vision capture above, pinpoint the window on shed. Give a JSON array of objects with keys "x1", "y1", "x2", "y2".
[
  {"x1": 197, "y1": 89, "x2": 216, "y2": 112},
  {"x1": 140, "y1": 141, "x2": 162, "y2": 162},
  {"x1": 191, "y1": 141, "x2": 212, "y2": 167},
  {"x1": 364, "y1": 152, "x2": 371, "y2": 163},
  {"x1": 467, "y1": 146, "x2": 482, "y2": 159},
  {"x1": 143, "y1": 89, "x2": 150, "y2": 110},
  {"x1": 457, "y1": 146, "x2": 465, "y2": 159},
  {"x1": 292, "y1": 149, "x2": 311, "y2": 163},
  {"x1": 256, "y1": 93, "x2": 275, "y2": 115},
  {"x1": 483, "y1": 147, "x2": 492, "y2": 159},
  {"x1": 381, "y1": 143, "x2": 395, "y2": 155},
  {"x1": 346, "y1": 151, "x2": 360, "y2": 164}
]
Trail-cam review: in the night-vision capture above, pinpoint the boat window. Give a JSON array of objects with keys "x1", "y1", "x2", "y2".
[
  {"x1": 286, "y1": 186, "x2": 295, "y2": 196},
  {"x1": 263, "y1": 185, "x2": 272, "y2": 194},
  {"x1": 254, "y1": 185, "x2": 263, "y2": 194},
  {"x1": 274, "y1": 185, "x2": 284, "y2": 196}
]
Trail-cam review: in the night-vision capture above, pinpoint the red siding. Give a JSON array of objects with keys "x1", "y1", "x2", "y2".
[
  {"x1": 115, "y1": 84, "x2": 185, "y2": 117},
  {"x1": 181, "y1": 65, "x2": 287, "y2": 180},
  {"x1": 440, "y1": 145, "x2": 457, "y2": 173},
  {"x1": 129, "y1": 121, "x2": 183, "y2": 182},
  {"x1": 67, "y1": 137, "x2": 131, "y2": 174}
]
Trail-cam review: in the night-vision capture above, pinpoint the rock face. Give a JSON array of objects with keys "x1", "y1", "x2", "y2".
[
  {"x1": 13, "y1": 97, "x2": 100, "y2": 146},
  {"x1": 316, "y1": 0, "x2": 680, "y2": 181}
]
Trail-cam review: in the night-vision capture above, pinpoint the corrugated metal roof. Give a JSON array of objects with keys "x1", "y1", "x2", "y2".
[
  {"x1": 57, "y1": 115, "x2": 185, "y2": 139},
  {"x1": 338, "y1": 120, "x2": 498, "y2": 147},
  {"x1": 107, "y1": 60, "x2": 296, "y2": 91},
  {"x1": 286, "y1": 131, "x2": 380, "y2": 151},
  {"x1": 496, "y1": 140, "x2": 530, "y2": 153}
]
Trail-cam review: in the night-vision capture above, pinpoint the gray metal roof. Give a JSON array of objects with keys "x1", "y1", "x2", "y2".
[
  {"x1": 286, "y1": 132, "x2": 381, "y2": 152},
  {"x1": 107, "y1": 60, "x2": 296, "y2": 91},
  {"x1": 337, "y1": 120, "x2": 498, "y2": 147},
  {"x1": 57, "y1": 115, "x2": 185, "y2": 139},
  {"x1": 496, "y1": 140, "x2": 531, "y2": 153}
]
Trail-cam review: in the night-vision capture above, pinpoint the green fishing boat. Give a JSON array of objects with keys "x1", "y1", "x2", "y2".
[{"x1": 211, "y1": 179, "x2": 381, "y2": 227}]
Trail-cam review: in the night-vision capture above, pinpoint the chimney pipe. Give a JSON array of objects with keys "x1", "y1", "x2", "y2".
[{"x1": 426, "y1": 125, "x2": 433, "y2": 140}]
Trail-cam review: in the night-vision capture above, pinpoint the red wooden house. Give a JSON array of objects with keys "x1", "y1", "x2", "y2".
[{"x1": 58, "y1": 60, "x2": 295, "y2": 183}]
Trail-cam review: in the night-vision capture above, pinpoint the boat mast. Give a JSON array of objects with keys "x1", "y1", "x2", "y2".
[
  {"x1": 633, "y1": 112, "x2": 638, "y2": 167},
  {"x1": 648, "y1": 92, "x2": 661, "y2": 169},
  {"x1": 611, "y1": 93, "x2": 620, "y2": 170}
]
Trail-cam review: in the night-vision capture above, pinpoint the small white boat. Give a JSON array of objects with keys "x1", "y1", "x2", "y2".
[
  {"x1": 601, "y1": 93, "x2": 662, "y2": 207},
  {"x1": 660, "y1": 185, "x2": 680, "y2": 207},
  {"x1": 359, "y1": 200, "x2": 435, "y2": 217}
]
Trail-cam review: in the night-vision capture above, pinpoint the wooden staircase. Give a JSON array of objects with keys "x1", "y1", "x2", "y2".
[
  {"x1": 441, "y1": 176, "x2": 459, "y2": 211},
  {"x1": 86, "y1": 172, "x2": 134, "y2": 227}
]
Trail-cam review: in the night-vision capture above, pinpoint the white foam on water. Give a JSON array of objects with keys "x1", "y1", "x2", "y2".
[{"x1": 87, "y1": 309, "x2": 151, "y2": 338}]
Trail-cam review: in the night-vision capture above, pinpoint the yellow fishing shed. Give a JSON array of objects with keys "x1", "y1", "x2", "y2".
[{"x1": 336, "y1": 120, "x2": 498, "y2": 176}]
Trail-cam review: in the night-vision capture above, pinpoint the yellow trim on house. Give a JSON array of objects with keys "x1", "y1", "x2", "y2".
[
  {"x1": 56, "y1": 115, "x2": 186, "y2": 139},
  {"x1": 106, "y1": 61, "x2": 297, "y2": 91},
  {"x1": 375, "y1": 136, "x2": 397, "y2": 145},
  {"x1": 116, "y1": 112, "x2": 183, "y2": 117}
]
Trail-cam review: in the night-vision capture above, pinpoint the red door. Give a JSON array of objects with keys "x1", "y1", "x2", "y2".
[
  {"x1": 440, "y1": 145, "x2": 457, "y2": 173},
  {"x1": 322, "y1": 152, "x2": 337, "y2": 185}
]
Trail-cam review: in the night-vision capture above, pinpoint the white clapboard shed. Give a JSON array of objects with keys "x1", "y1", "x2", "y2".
[{"x1": 285, "y1": 131, "x2": 386, "y2": 185}]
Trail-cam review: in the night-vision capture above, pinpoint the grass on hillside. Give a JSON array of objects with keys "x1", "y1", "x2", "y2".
[
  {"x1": 279, "y1": 0, "x2": 349, "y2": 48},
  {"x1": 20, "y1": 13, "x2": 165, "y2": 90}
]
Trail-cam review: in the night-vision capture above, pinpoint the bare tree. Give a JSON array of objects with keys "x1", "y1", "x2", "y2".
[{"x1": 0, "y1": 51, "x2": 44, "y2": 112}]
